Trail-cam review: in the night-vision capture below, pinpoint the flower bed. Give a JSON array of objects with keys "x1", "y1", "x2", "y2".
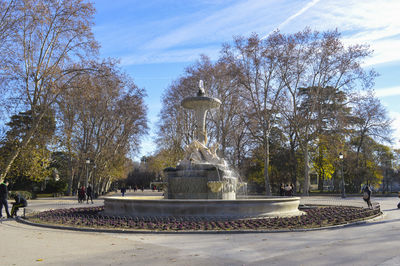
[{"x1": 25, "y1": 205, "x2": 381, "y2": 232}]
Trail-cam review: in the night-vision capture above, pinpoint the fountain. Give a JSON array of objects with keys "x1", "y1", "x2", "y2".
[
  {"x1": 166, "y1": 80, "x2": 237, "y2": 200},
  {"x1": 103, "y1": 81, "x2": 302, "y2": 218}
]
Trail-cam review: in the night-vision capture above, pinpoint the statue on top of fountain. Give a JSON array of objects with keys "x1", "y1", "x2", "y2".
[
  {"x1": 179, "y1": 140, "x2": 226, "y2": 167},
  {"x1": 197, "y1": 80, "x2": 205, "y2": 96}
]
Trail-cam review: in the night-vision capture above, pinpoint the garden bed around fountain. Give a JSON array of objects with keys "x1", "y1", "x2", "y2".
[{"x1": 19, "y1": 204, "x2": 381, "y2": 233}]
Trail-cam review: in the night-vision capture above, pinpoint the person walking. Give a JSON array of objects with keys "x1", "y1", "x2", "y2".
[
  {"x1": 362, "y1": 183, "x2": 373, "y2": 209},
  {"x1": 86, "y1": 185, "x2": 93, "y2": 204},
  {"x1": 10, "y1": 193, "x2": 27, "y2": 217},
  {"x1": 78, "y1": 186, "x2": 86, "y2": 203},
  {"x1": 0, "y1": 180, "x2": 11, "y2": 218},
  {"x1": 121, "y1": 187, "x2": 126, "y2": 197}
]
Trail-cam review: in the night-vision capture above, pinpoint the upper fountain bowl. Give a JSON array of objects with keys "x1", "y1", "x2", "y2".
[{"x1": 181, "y1": 96, "x2": 221, "y2": 110}]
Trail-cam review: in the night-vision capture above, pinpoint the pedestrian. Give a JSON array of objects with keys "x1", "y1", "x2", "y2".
[
  {"x1": 121, "y1": 187, "x2": 126, "y2": 197},
  {"x1": 86, "y1": 185, "x2": 93, "y2": 204},
  {"x1": 284, "y1": 184, "x2": 292, "y2": 196},
  {"x1": 362, "y1": 183, "x2": 373, "y2": 209},
  {"x1": 397, "y1": 192, "x2": 400, "y2": 209},
  {"x1": 10, "y1": 193, "x2": 27, "y2": 217},
  {"x1": 289, "y1": 183, "x2": 294, "y2": 196},
  {"x1": 0, "y1": 179, "x2": 11, "y2": 218},
  {"x1": 78, "y1": 186, "x2": 86, "y2": 203},
  {"x1": 279, "y1": 183, "x2": 285, "y2": 196}
]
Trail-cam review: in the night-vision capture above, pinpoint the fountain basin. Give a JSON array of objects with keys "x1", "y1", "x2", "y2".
[
  {"x1": 181, "y1": 96, "x2": 221, "y2": 109},
  {"x1": 103, "y1": 196, "x2": 303, "y2": 218}
]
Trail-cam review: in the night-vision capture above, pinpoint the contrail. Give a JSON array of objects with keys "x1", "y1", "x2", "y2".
[{"x1": 262, "y1": 0, "x2": 321, "y2": 39}]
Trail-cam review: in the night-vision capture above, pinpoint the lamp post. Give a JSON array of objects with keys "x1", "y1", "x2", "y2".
[
  {"x1": 339, "y1": 152, "x2": 346, "y2": 198},
  {"x1": 85, "y1": 158, "x2": 90, "y2": 188}
]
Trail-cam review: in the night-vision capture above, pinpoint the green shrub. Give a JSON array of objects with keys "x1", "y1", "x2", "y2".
[{"x1": 44, "y1": 179, "x2": 67, "y2": 194}]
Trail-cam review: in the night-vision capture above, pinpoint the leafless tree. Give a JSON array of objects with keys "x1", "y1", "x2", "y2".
[
  {"x1": 0, "y1": 0, "x2": 98, "y2": 180},
  {"x1": 279, "y1": 28, "x2": 376, "y2": 195},
  {"x1": 57, "y1": 60, "x2": 148, "y2": 195},
  {"x1": 221, "y1": 32, "x2": 286, "y2": 195},
  {"x1": 351, "y1": 91, "x2": 393, "y2": 166}
]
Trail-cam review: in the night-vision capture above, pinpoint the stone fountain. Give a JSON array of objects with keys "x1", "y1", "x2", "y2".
[
  {"x1": 165, "y1": 80, "x2": 237, "y2": 200},
  {"x1": 103, "y1": 81, "x2": 302, "y2": 219}
]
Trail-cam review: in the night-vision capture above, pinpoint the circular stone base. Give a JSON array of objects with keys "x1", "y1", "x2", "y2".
[{"x1": 103, "y1": 196, "x2": 303, "y2": 218}]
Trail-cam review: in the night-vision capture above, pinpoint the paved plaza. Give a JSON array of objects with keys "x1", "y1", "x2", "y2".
[{"x1": 1, "y1": 192, "x2": 400, "y2": 266}]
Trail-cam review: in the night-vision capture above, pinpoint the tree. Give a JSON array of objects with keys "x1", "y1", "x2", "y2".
[
  {"x1": 351, "y1": 91, "x2": 393, "y2": 166},
  {"x1": 0, "y1": 108, "x2": 56, "y2": 187},
  {"x1": 346, "y1": 137, "x2": 385, "y2": 192},
  {"x1": 0, "y1": 0, "x2": 98, "y2": 181},
  {"x1": 222, "y1": 32, "x2": 286, "y2": 195},
  {"x1": 57, "y1": 60, "x2": 148, "y2": 195},
  {"x1": 0, "y1": 0, "x2": 19, "y2": 70},
  {"x1": 279, "y1": 28, "x2": 376, "y2": 195}
]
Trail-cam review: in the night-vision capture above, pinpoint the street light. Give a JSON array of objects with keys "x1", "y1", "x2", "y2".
[
  {"x1": 339, "y1": 152, "x2": 346, "y2": 198},
  {"x1": 85, "y1": 158, "x2": 90, "y2": 188}
]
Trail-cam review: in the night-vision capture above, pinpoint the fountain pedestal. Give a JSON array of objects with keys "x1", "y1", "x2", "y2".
[{"x1": 165, "y1": 163, "x2": 237, "y2": 200}]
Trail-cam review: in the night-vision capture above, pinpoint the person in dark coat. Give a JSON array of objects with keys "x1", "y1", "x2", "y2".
[
  {"x1": 78, "y1": 186, "x2": 86, "y2": 203},
  {"x1": 121, "y1": 187, "x2": 126, "y2": 197},
  {"x1": 289, "y1": 183, "x2": 294, "y2": 196},
  {"x1": 279, "y1": 183, "x2": 285, "y2": 196},
  {"x1": 397, "y1": 192, "x2": 400, "y2": 209},
  {"x1": 0, "y1": 180, "x2": 11, "y2": 218},
  {"x1": 362, "y1": 183, "x2": 373, "y2": 209},
  {"x1": 86, "y1": 185, "x2": 93, "y2": 204},
  {"x1": 11, "y1": 193, "x2": 27, "y2": 217}
]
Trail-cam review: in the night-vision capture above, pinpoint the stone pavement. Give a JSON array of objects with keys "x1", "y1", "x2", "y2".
[{"x1": 1, "y1": 193, "x2": 400, "y2": 266}]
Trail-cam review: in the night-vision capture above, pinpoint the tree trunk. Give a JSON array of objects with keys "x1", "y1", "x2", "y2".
[
  {"x1": 290, "y1": 139, "x2": 297, "y2": 194},
  {"x1": 317, "y1": 148, "x2": 324, "y2": 191},
  {"x1": 66, "y1": 145, "x2": 74, "y2": 195},
  {"x1": 264, "y1": 137, "x2": 271, "y2": 195},
  {"x1": 303, "y1": 143, "x2": 310, "y2": 196},
  {"x1": 317, "y1": 176, "x2": 323, "y2": 191},
  {"x1": 67, "y1": 167, "x2": 75, "y2": 196}
]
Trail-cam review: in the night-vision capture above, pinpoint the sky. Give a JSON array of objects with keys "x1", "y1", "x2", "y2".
[{"x1": 92, "y1": 0, "x2": 400, "y2": 160}]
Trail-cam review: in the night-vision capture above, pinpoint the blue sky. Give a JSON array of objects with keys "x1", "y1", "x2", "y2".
[{"x1": 93, "y1": 0, "x2": 400, "y2": 160}]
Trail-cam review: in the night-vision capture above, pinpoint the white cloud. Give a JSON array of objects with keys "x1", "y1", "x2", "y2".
[
  {"x1": 289, "y1": 0, "x2": 400, "y2": 67},
  {"x1": 375, "y1": 87, "x2": 400, "y2": 98},
  {"x1": 143, "y1": 0, "x2": 282, "y2": 51},
  {"x1": 115, "y1": 0, "x2": 311, "y2": 65},
  {"x1": 361, "y1": 39, "x2": 400, "y2": 67},
  {"x1": 114, "y1": 0, "x2": 400, "y2": 67}
]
